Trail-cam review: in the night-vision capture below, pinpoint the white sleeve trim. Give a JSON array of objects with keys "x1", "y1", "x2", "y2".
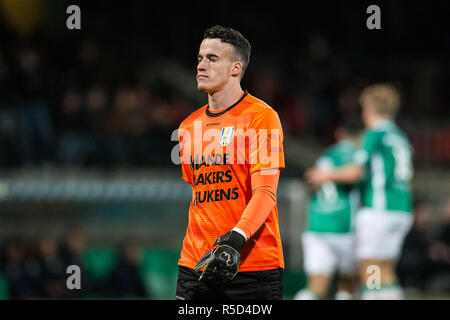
[{"x1": 232, "y1": 227, "x2": 248, "y2": 241}]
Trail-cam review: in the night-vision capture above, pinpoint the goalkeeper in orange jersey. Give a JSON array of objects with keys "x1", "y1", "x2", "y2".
[{"x1": 175, "y1": 25, "x2": 285, "y2": 300}]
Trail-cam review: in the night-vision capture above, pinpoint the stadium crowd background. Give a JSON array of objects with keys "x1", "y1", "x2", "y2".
[{"x1": 0, "y1": 0, "x2": 449, "y2": 299}]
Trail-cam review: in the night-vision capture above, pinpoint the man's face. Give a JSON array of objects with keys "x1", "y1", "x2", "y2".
[
  {"x1": 361, "y1": 104, "x2": 374, "y2": 127},
  {"x1": 196, "y1": 38, "x2": 238, "y2": 93}
]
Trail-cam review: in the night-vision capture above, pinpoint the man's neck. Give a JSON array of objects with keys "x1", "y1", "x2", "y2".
[
  {"x1": 208, "y1": 82, "x2": 243, "y2": 111},
  {"x1": 370, "y1": 117, "x2": 393, "y2": 129}
]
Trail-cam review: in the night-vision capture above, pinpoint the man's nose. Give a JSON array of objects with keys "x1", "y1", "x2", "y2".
[{"x1": 197, "y1": 58, "x2": 207, "y2": 71}]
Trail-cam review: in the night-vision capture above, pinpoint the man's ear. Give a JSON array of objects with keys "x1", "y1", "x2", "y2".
[{"x1": 231, "y1": 61, "x2": 243, "y2": 78}]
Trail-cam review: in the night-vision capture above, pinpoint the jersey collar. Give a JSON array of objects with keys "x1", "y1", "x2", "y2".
[
  {"x1": 205, "y1": 91, "x2": 248, "y2": 117},
  {"x1": 373, "y1": 119, "x2": 395, "y2": 130}
]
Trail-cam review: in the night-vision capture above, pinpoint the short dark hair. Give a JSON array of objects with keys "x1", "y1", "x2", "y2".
[{"x1": 203, "y1": 25, "x2": 251, "y2": 76}]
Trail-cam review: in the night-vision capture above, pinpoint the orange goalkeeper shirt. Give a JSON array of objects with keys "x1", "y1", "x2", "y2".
[{"x1": 177, "y1": 91, "x2": 285, "y2": 272}]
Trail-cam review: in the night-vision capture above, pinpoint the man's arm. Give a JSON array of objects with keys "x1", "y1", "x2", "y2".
[
  {"x1": 234, "y1": 168, "x2": 279, "y2": 239},
  {"x1": 305, "y1": 131, "x2": 379, "y2": 190},
  {"x1": 305, "y1": 164, "x2": 364, "y2": 190}
]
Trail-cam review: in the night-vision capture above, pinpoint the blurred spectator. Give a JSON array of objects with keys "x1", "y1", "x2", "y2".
[
  {"x1": 77, "y1": 41, "x2": 102, "y2": 88},
  {"x1": 102, "y1": 240, "x2": 150, "y2": 299},
  {"x1": 85, "y1": 84, "x2": 108, "y2": 134},
  {"x1": 56, "y1": 87, "x2": 91, "y2": 165},
  {"x1": 337, "y1": 84, "x2": 361, "y2": 115},
  {"x1": 58, "y1": 227, "x2": 86, "y2": 269},
  {"x1": 58, "y1": 227, "x2": 89, "y2": 298},
  {"x1": 13, "y1": 47, "x2": 54, "y2": 165},
  {"x1": 35, "y1": 235, "x2": 66, "y2": 298},
  {"x1": 0, "y1": 50, "x2": 19, "y2": 166},
  {"x1": 0, "y1": 239, "x2": 39, "y2": 299},
  {"x1": 96, "y1": 85, "x2": 140, "y2": 166},
  {"x1": 293, "y1": 33, "x2": 342, "y2": 142},
  {"x1": 84, "y1": 83, "x2": 109, "y2": 166},
  {"x1": 397, "y1": 200, "x2": 435, "y2": 295},
  {"x1": 427, "y1": 199, "x2": 450, "y2": 293}
]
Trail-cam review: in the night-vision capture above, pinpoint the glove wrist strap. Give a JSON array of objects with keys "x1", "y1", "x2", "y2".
[{"x1": 214, "y1": 230, "x2": 246, "y2": 252}]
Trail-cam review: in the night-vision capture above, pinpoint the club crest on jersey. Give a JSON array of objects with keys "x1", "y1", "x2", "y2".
[{"x1": 219, "y1": 127, "x2": 235, "y2": 146}]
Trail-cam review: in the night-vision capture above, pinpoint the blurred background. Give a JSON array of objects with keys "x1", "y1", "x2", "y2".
[{"x1": 0, "y1": 0, "x2": 448, "y2": 299}]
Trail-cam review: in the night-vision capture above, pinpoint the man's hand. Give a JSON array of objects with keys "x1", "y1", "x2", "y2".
[
  {"x1": 305, "y1": 167, "x2": 331, "y2": 190},
  {"x1": 194, "y1": 230, "x2": 246, "y2": 283}
]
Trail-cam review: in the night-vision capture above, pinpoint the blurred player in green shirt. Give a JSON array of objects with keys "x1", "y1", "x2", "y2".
[
  {"x1": 307, "y1": 84, "x2": 413, "y2": 299},
  {"x1": 295, "y1": 115, "x2": 362, "y2": 300}
]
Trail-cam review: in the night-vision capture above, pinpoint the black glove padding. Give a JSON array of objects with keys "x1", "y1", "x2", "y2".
[{"x1": 194, "y1": 230, "x2": 246, "y2": 283}]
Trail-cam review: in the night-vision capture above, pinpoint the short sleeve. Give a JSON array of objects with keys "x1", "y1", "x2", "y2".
[
  {"x1": 316, "y1": 156, "x2": 334, "y2": 171},
  {"x1": 249, "y1": 108, "x2": 285, "y2": 174}
]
